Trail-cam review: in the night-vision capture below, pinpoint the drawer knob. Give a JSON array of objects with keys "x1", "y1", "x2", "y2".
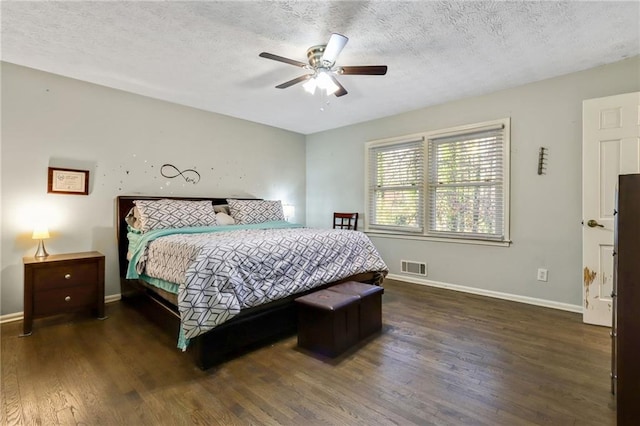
[
  {"x1": 64, "y1": 274, "x2": 71, "y2": 280},
  {"x1": 65, "y1": 296, "x2": 71, "y2": 302}
]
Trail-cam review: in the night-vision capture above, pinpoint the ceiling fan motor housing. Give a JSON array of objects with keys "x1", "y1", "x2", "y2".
[{"x1": 307, "y1": 45, "x2": 331, "y2": 68}]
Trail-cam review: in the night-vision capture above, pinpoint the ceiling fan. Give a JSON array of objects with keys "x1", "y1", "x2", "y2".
[{"x1": 259, "y1": 33, "x2": 387, "y2": 97}]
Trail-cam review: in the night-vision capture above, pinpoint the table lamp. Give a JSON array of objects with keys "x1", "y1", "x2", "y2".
[{"x1": 32, "y1": 227, "x2": 50, "y2": 258}]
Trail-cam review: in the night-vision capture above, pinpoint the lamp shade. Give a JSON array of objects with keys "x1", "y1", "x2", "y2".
[
  {"x1": 32, "y1": 227, "x2": 50, "y2": 240},
  {"x1": 283, "y1": 204, "x2": 295, "y2": 221}
]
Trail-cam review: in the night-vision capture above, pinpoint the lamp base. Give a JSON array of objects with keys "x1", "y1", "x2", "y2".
[{"x1": 34, "y1": 240, "x2": 49, "y2": 258}]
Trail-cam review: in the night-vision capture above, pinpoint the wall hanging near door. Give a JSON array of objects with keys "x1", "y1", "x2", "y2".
[{"x1": 537, "y1": 147, "x2": 547, "y2": 175}]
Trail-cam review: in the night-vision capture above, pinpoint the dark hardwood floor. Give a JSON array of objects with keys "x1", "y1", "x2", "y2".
[{"x1": 1, "y1": 279, "x2": 615, "y2": 425}]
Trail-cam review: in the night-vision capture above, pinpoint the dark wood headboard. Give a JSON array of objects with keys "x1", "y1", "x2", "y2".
[{"x1": 115, "y1": 196, "x2": 233, "y2": 279}]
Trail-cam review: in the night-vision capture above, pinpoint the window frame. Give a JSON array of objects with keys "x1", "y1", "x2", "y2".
[
  {"x1": 364, "y1": 118, "x2": 511, "y2": 246},
  {"x1": 366, "y1": 136, "x2": 426, "y2": 233}
]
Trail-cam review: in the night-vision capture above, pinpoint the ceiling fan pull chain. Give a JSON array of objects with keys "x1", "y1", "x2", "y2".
[{"x1": 319, "y1": 90, "x2": 327, "y2": 111}]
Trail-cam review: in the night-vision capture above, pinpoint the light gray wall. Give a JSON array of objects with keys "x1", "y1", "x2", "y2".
[
  {"x1": 306, "y1": 56, "x2": 640, "y2": 307},
  {"x1": 1, "y1": 62, "x2": 306, "y2": 316},
  {"x1": 3, "y1": 58, "x2": 638, "y2": 317}
]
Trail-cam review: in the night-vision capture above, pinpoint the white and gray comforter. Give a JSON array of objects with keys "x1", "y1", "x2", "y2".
[{"x1": 128, "y1": 224, "x2": 388, "y2": 344}]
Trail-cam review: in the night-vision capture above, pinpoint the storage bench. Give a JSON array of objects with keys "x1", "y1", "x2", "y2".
[
  {"x1": 328, "y1": 281, "x2": 384, "y2": 339},
  {"x1": 295, "y1": 289, "x2": 359, "y2": 357}
]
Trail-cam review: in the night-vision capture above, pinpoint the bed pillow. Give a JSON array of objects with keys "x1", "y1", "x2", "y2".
[
  {"x1": 213, "y1": 204, "x2": 231, "y2": 215},
  {"x1": 125, "y1": 207, "x2": 143, "y2": 233},
  {"x1": 227, "y1": 199, "x2": 285, "y2": 224},
  {"x1": 216, "y1": 212, "x2": 236, "y2": 225},
  {"x1": 134, "y1": 199, "x2": 217, "y2": 233}
]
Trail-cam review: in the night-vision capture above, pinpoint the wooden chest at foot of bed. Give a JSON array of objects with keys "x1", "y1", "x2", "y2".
[{"x1": 295, "y1": 289, "x2": 360, "y2": 357}]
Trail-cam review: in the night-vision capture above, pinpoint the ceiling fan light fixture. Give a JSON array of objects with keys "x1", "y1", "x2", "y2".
[
  {"x1": 316, "y1": 72, "x2": 339, "y2": 96},
  {"x1": 325, "y1": 81, "x2": 339, "y2": 96},
  {"x1": 302, "y1": 78, "x2": 317, "y2": 94}
]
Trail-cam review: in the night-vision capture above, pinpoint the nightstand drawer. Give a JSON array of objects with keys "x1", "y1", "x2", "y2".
[
  {"x1": 33, "y1": 262, "x2": 98, "y2": 291},
  {"x1": 33, "y1": 285, "x2": 97, "y2": 316}
]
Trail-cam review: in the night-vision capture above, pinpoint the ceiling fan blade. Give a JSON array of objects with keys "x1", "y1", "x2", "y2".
[
  {"x1": 259, "y1": 52, "x2": 307, "y2": 68},
  {"x1": 275, "y1": 74, "x2": 312, "y2": 89},
  {"x1": 321, "y1": 33, "x2": 348, "y2": 65},
  {"x1": 340, "y1": 65, "x2": 388, "y2": 75},
  {"x1": 329, "y1": 75, "x2": 348, "y2": 97}
]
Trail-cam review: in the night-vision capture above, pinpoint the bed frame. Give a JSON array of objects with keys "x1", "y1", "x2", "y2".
[{"x1": 116, "y1": 195, "x2": 385, "y2": 370}]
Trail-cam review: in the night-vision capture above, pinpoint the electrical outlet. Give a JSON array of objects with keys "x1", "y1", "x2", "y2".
[{"x1": 537, "y1": 268, "x2": 548, "y2": 282}]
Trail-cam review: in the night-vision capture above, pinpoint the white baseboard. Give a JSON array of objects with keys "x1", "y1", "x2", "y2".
[
  {"x1": 0, "y1": 312, "x2": 23, "y2": 324},
  {"x1": 105, "y1": 294, "x2": 122, "y2": 304},
  {"x1": 0, "y1": 294, "x2": 122, "y2": 324},
  {"x1": 386, "y1": 273, "x2": 583, "y2": 313}
]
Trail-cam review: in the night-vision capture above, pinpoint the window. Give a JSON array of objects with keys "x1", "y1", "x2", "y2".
[
  {"x1": 365, "y1": 119, "x2": 510, "y2": 243},
  {"x1": 367, "y1": 138, "x2": 425, "y2": 232}
]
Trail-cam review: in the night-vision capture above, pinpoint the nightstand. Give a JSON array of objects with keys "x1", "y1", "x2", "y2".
[{"x1": 22, "y1": 251, "x2": 106, "y2": 336}]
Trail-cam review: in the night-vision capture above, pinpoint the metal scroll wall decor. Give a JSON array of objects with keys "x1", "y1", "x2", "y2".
[
  {"x1": 537, "y1": 147, "x2": 547, "y2": 175},
  {"x1": 161, "y1": 164, "x2": 201, "y2": 184}
]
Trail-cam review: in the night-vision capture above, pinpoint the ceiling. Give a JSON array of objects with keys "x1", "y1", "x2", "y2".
[{"x1": 2, "y1": 1, "x2": 639, "y2": 135}]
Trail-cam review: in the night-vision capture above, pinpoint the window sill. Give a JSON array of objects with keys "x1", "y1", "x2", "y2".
[{"x1": 363, "y1": 230, "x2": 512, "y2": 247}]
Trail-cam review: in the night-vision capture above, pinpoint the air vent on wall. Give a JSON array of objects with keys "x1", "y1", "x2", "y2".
[{"x1": 401, "y1": 260, "x2": 427, "y2": 276}]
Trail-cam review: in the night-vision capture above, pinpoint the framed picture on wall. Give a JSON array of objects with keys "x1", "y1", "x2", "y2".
[{"x1": 47, "y1": 167, "x2": 89, "y2": 195}]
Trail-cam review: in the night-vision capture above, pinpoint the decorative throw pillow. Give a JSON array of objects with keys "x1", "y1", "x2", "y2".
[
  {"x1": 134, "y1": 199, "x2": 217, "y2": 233},
  {"x1": 227, "y1": 199, "x2": 285, "y2": 224}
]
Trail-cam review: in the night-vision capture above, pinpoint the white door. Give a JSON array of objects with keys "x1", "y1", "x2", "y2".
[{"x1": 582, "y1": 92, "x2": 640, "y2": 326}]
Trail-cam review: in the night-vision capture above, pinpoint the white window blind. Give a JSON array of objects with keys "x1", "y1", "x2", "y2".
[
  {"x1": 368, "y1": 139, "x2": 424, "y2": 232},
  {"x1": 427, "y1": 125, "x2": 506, "y2": 240}
]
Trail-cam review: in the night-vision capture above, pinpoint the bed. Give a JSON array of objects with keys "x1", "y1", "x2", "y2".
[{"x1": 116, "y1": 195, "x2": 388, "y2": 369}]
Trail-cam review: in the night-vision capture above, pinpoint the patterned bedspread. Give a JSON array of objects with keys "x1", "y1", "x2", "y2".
[{"x1": 127, "y1": 223, "x2": 388, "y2": 346}]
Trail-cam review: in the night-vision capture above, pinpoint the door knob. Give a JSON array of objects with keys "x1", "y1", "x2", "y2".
[{"x1": 587, "y1": 219, "x2": 604, "y2": 228}]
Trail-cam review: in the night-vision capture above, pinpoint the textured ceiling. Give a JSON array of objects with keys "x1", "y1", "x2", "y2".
[{"x1": 2, "y1": 1, "x2": 639, "y2": 134}]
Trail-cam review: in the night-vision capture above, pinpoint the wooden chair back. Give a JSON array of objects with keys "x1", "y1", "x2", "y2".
[{"x1": 333, "y1": 212, "x2": 359, "y2": 231}]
